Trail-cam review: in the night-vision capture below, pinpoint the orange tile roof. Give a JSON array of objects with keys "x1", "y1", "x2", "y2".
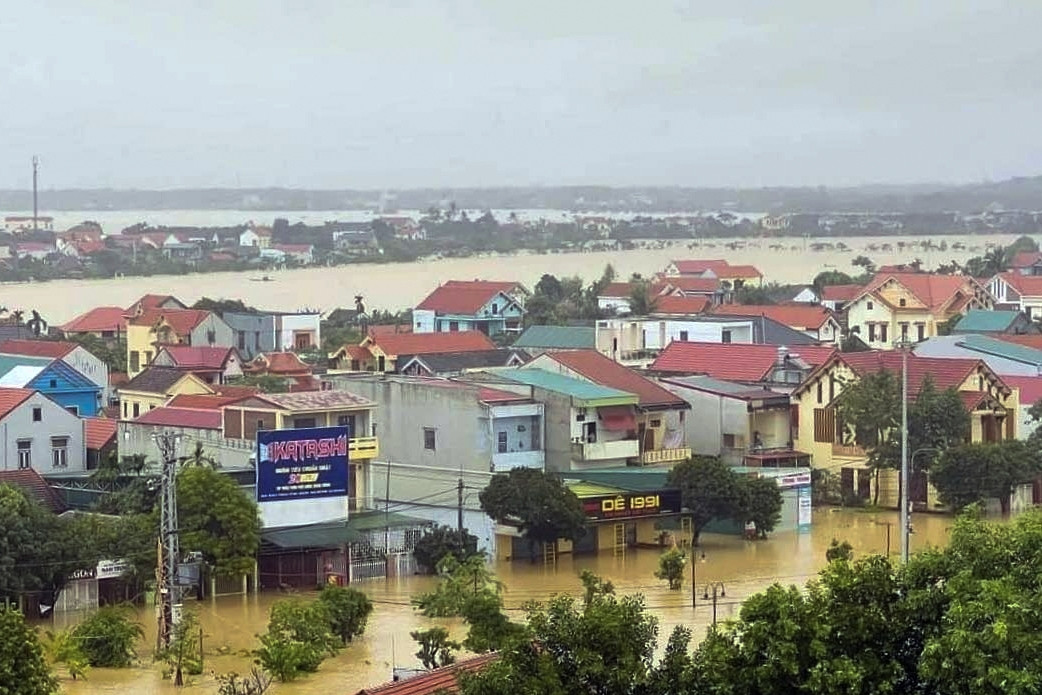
[
  {"x1": 417, "y1": 281, "x2": 518, "y2": 314},
  {"x1": 996, "y1": 271, "x2": 1042, "y2": 297},
  {"x1": 860, "y1": 272, "x2": 978, "y2": 312},
  {"x1": 212, "y1": 384, "x2": 261, "y2": 399},
  {"x1": 160, "y1": 346, "x2": 235, "y2": 370},
  {"x1": 651, "y1": 343, "x2": 837, "y2": 382},
  {"x1": 0, "y1": 339, "x2": 78, "y2": 358},
  {"x1": 821, "y1": 284, "x2": 863, "y2": 302},
  {"x1": 837, "y1": 351, "x2": 1003, "y2": 396},
  {"x1": 341, "y1": 345, "x2": 373, "y2": 361},
  {"x1": 711, "y1": 304, "x2": 833, "y2": 329},
  {"x1": 134, "y1": 406, "x2": 223, "y2": 430},
  {"x1": 248, "y1": 351, "x2": 311, "y2": 375},
  {"x1": 128, "y1": 308, "x2": 211, "y2": 334},
  {"x1": 0, "y1": 388, "x2": 35, "y2": 419},
  {"x1": 653, "y1": 295, "x2": 710, "y2": 315},
  {"x1": 661, "y1": 276, "x2": 720, "y2": 293},
  {"x1": 719, "y1": 264, "x2": 763, "y2": 278},
  {"x1": 0, "y1": 469, "x2": 65, "y2": 513},
  {"x1": 545, "y1": 350, "x2": 687, "y2": 409},
  {"x1": 671, "y1": 259, "x2": 730, "y2": 274},
  {"x1": 167, "y1": 393, "x2": 248, "y2": 410},
  {"x1": 59, "y1": 306, "x2": 126, "y2": 333},
  {"x1": 127, "y1": 294, "x2": 183, "y2": 312},
  {"x1": 354, "y1": 653, "x2": 498, "y2": 695},
  {"x1": 1010, "y1": 252, "x2": 1042, "y2": 269},
  {"x1": 370, "y1": 331, "x2": 496, "y2": 357},
  {"x1": 84, "y1": 417, "x2": 118, "y2": 450}
]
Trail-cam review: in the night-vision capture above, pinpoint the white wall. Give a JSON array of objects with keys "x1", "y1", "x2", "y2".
[
  {"x1": 276, "y1": 314, "x2": 322, "y2": 352},
  {"x1": 412, "y1": 309, "x2": 436, "y2": 333},
  {"x1": 0, "y1": 393, "x2": 85, "y2": 472}
]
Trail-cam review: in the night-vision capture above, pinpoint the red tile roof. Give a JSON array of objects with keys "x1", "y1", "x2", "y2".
[
  {"x1": 127, "y1": 294, "x2": 184, "y2": 312},
  {"x1": 0, "y1": 339, "x2": 78, "y2": 358},
  {"x1": 0, "y1": 470, "x2": 65, "y2": 513},
  {"x1": 160, "y1": 346, "x2": 235, "y2": 370},
  {"x1": 544, "y1": 350, "x2": 687, "y2": 409},
  {"x1": 367, "y1": 324, "x2": 412, "y2": 337},
  {"x1": 370, "y1": 331, "x2": 496, "y2": 356},
  {"x1": 599, "y1": 282, "x2": 637, "y2": 298},
  {"x1": 1010, "y1": 251, "x2": 1042, "y2": 269},
  {"x1": 84, "y1": 417, "x2": 118, "y2": 450},
  {"x1": 661, "y1": 276, "x2": 720, "y2": 293},
  {"x1": 128, "y1": 308, "x2": 211, "y2": 334},
  {"x1": 654, "y1": 295, "x2": 710, "y2": 315},
  {"x1": 442, "y1": 279, "x2": 524, "y2": 294},
  {"x1": 59, "y1": 306, "x2": 126, "y2": 333},
  {"x1": 212, "y1": 384, "x2": 261, "y2": 399},
  {"x1": 996, "y1": 272, "x2": 1042, "y2": 297},
  {"x1": 710, "y1": 304, "x2": 834, "y2": 330},
  {"x1": 0, "y1": 387, "x2": 35, "y2": 419},
  {"x1": 354, "y1": 653, "x2": 498, "y2": 695},
  {"x1": 721, "y1": 264, "x2": 763, "y2": 278},
  {"x1": 271, "y1": 243, "x2": 313, "y2": 253},
  {"x1": 73, "y1": 240, "x2": 106, "y2": 255},
  {"x1": 416, "y1": 281, "x2": 518, "y2": 314},
  {"x1": 247, "y1": 352, "x2": 311, "y2": 375},
  {"x1": 1001, "y1": 375, "x2": 1042, "y2": 405},
  {"x1": 133, "y1": 407, "x2": 223, "y2": 430},
  {"x1": 651, "y1": 343, "x2": 837, "y2": 382},
  {"x1": 821, "y1": 284, "x2": 864, "y2": 302},
  {"x1": 859, "y1": 273, "x2": 979, "y2": 312},
  {"x1": 167, "y1": 393, "x2": 248, "y2": 410},
  {"x1": 341, "y1": 345, "x2": 373, "y2": 361},
  {"x1": 670, "y1": 259, "x2": 730, "y2": 274},
  {"x1": 838, "y1": 351, "x2": 999, "y2": 396}
]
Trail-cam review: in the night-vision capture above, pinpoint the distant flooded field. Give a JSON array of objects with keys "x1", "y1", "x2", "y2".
[
  {"x1": 55, "y1": 507, "x2": 954, "y2": 695},
  {"x1": 4, "y1": 233, "x2": 1020, "y2": 324}
]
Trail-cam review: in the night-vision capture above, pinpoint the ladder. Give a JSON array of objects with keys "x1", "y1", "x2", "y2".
[
  {"x1": 543, "y1": 542, "x2": 556, "y2": 567},
  {"x1": 613, "y1": 523, "x2": 626, "y2": 557}
]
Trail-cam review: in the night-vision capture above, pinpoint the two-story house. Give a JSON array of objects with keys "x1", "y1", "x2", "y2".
[
  {"x1": 525, "y1": 350, "x2": 692, "y2": 466},
  {"x1": 125, "y1": 308, "x2": 234, "y2": 376},
  {"x1": 329, "y1": 330, "x2": 496, "y2": 373},
  {"x1": 0, "y1": 339, "x2": 110, "y2": 407},
  {"x1": 650, "y1": 343, "x2": 838, "y2": 393},
  {"x1": 791, "y1": 350, "x2": 1016, "y2": 507},
  {"x1": 413, "y1": 280, "x2": 525, "y2": 336},
  {"x1": 217, "y1": 306, "x2": 324, "y2": 358},
  {"x1": 0, "y1": 388, "x2": 85, "y2": 473},
  {"x1": 710, "y1": 304, "x2": 842, "y2": 344},
  {"x1": 988, "y1": 272, "x2": 1042, "y2": 319},
  {"x1": 151, "y1": 346, "x2": 243, "y2": 385},
  {"x1": 846, "y1": 272, "x2": 993, "y2": 348},
  {"x1": 0, "y1": 354, "x2": 102, "y2": 416},
  {"x1": 663, "y1": 259, "x2": 763, "y2": 288},
  {"x1": 58, "y1": 306, "x2": 127, "y2": 343},
  {"x1": 118, "y1": 366, "x2": 214, "y2": 419}
]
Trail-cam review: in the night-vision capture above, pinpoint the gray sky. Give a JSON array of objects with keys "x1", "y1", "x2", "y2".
[{"x1": 2, "y1": 1, "x2": 1040, "y2": 189}]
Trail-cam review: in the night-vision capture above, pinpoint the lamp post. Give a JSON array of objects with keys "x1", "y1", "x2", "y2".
[
  {"x1": 690, "y1": 546, "x2": 705, "y2": 609},
  {"x1": 701, "y1": 582, "x2": 726, "y2": 626},
  {"x1": 905, "y1": 446, "x2": 938, "y2": 560}
]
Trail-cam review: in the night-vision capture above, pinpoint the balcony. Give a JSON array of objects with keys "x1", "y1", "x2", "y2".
[
  {"x1": 571, "y1": 438, "x2": 639, "y2": 462},
  {"x1": 832, "y1": 443, "x2": 866, "y2": 461},
  {"x1": 636, "y1": 447, "x2": 691, "y2": 466},
  {"x1": 491, "y1": 449, "x2": 545, "y2": 472},
  {"x1": 349, "y1": 436, "x2": 379, "y2": 460}
]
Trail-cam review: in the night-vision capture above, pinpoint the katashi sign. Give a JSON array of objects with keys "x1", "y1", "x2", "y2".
[
  {"x1": 256, "y1": 426, "x2": 350, "y2": 502},
  {"x1": 581, "y1": 489, "x2": 683, "y2": 521}
]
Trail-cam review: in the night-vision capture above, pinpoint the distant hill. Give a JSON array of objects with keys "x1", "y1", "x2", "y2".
[{"x1": 1, "y1": 176, "x2": 1040, "y2": 213}]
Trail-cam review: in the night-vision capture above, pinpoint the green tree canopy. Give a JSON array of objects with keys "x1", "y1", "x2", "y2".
[
  {"x1": 176, "y1": 467, "x2": 261, "y2": 576},
  {"x1": 931, "y1": 441, "x2": 1042, "y2": 515},
  {"x1": 0, "y1": 606, "x2": 58, "y2": 695},
  {"x1": 666, "y1": 456, "x2": 743, "y2": 543},
  {"x1": 479, "y1": 468, "x2": 586, "y2": 556},
  {"x1": 412, "y1": 525, "x2": 479, "y2": 574}
]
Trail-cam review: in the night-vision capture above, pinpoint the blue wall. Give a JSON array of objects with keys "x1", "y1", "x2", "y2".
[{"x1": 27, "y1": 362, "x2": 101, "y2": 416}]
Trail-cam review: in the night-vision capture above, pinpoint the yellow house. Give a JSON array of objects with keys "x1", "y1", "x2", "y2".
[
  {"x1": 118, "y1": 367, "x2": 214, "y2": 419},
  {"x1": 663, "y1": 259, "x2": 764, "y2": 288},
  {"x1": 846, "y1": 272, "x2": 993, "y2": 349},
  {"x1": 222, "y1": 390, "x2": 379, "y2": 512},
  {"x1": 792, "y1": 350, "x2": 1017, "y2": 509},
  {"x1": 125, "y1": 308, "x2": 234, "y2": 377},
  {"x1": 329, "y1": 330, "x2": 497, "y2": 373}
]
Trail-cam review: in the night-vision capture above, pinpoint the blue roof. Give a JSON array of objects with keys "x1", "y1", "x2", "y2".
[
  {"x1": 513, "y1": 325, "x2": 595, "y2": 349},
  {"x1": 497, "y1": 368, "x2": 637, "y2": 406},
  {"x1": 956, "y1": 334, "x2": 1042, "y2": 365},
  {"x1": 953, "y1": 309, "x2": 1023, "y2": 333}
]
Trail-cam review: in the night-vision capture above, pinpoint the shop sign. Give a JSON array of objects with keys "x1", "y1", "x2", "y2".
[
  {"x1": 96, "y1": 558, "x2": 132, "y2": 580},
  {"x1": 582, "y1": 490, "x2": 682, "y2": 521}
]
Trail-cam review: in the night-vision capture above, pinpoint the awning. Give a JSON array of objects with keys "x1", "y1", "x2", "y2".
[{"x1": 599, "y1": 405, "x2": 637, "y2": 432}]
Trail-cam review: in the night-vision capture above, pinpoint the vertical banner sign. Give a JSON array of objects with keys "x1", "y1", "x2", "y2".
[{"x1": 256, "y1": 426, "x2": 350, "y2": 502}]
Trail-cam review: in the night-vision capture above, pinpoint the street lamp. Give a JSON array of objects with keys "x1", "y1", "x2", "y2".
[{"x1": 701, "y1": 582, "x2": 726, "y2": 626}]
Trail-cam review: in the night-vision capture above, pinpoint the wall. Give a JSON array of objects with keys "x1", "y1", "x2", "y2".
[
  {"x1": 412, "y1": 309, "x2": 436, "y2": 333},
  {"x1": 0, "y1": 393, "x2": 85, "y2": 472},
  {"x1": 119, "y1": 390, "x2": 169, "y2": 419},
  {"x1": 188, "y1": 314, "x2": 235, "y2": 349},
  {"x1": 223, "y1": 312, "x2": 275, "y2": 360},
  {"x1": 662, "y1": 383, "x2": 746, "y2": 458},
  {"x1": 276, "y1": 314, "x2": 321, "y2": 352},
  {"x1": 595, "y1": 318, "x2": 754, "y2": 357},
  {"x1": 62, "y1": 347, "x2": 108, "y2": 398},
  {"x1": 118, "y1": 421, "x2": 254, "y2": 470}
]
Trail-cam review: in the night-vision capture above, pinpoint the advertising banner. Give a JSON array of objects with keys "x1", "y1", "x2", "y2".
[
  {"x1": 581, "y1": 489, "x2": 683, "y2": 521},
  {"x1": 256, "y1": 426, "x2": 350, "y2": 502}
]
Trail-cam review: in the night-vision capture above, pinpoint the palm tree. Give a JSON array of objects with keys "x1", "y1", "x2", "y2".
[
  {"x1": 26, "y1": 310, "x2": 47, "y2": 337},
  {"x1": 182, "y1": 442, "x2": 218, "y2": 469},
  {"x1": 10, "y1": 310, "x2": 24, "y2": 326}
]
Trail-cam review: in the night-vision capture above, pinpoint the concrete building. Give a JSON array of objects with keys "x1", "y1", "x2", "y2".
[
  {"x1": 125, "y1": 308, "x2": 234, "y2": 377},
  {"x1": 151, "y1": 345, "x2": 243, "y2": 385},
  {"x1": 118, "y1": 367, "x2": 214, "y2": 419},
  {"x1": 710, "y1": 304, "x2": 841, "y2": 344},
  {"x1": 0, "y1": 340, "x2": 108, "y2": 412},
  {"x1": 0, "y1": 388, "x2": 85, "y2": 473},
  {"x1": 329, "y1": 374, "x2": 543, "y2": 553},
  {"x1": 413, "y1": 280, "x2": 525, "y2": 336},
  {"x1": 988, "y1": 273, "x2": 1042, "y2": 319},
  {"x1": 914, "y1": 334, "x2": 1042, "y2": 377}
]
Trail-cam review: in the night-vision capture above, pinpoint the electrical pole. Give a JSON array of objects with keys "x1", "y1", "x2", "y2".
[
  {"x1": 457, "y1": 477, "x2": 464, "y2": 534},
  {"x1": 900, "y1": 345, "x2": 910, "y2": 563},
  {"x1": 154, "y1": 431, "x2": 183, "y2": 650},
  {"x1": 31, "y1": 156, "x2": 39, "y2": 232}
]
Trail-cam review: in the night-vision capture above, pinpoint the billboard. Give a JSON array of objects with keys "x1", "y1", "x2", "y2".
[
  {"x1": 256, "y1": 426, "x2": 349, "y2": 502},
  {"x1": 581, "y1": 489, "x2": 683, "y2": 521}
]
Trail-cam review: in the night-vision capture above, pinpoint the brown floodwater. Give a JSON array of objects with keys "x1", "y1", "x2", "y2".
[{"x1": 54, "y1": 508, "x2": 954, "y2": 694}]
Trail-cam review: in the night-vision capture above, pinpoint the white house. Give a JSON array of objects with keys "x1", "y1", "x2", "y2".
[
  {"x1": 0, "y1": 339, "x2": 110, "y2": 406},
  {"x1": 0, "y1": 388, "x2": 86, "y2": 473},
  {"x1": 988, "y1": 272, "x2": 1042, "y2": 319}
]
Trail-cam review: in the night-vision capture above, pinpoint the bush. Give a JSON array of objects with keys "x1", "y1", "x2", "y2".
[
  {"x1": 72, "y1": 605, "x2": 143, "y2": 668},
  {"x1": 254, "y1": 599, "x2": 339, "y2": 681},
  {"x1": 0, "y1": 606, "x2": 58, "y2": 694},
  {"x1": 158, "y1": 607, "x2": 203, "y2": 684},
  {"x1": 413, "y1": 525, "x2": 479, "y2": 574},
  {"x1": 654, "y1": 547, "x2": 687, "y2": 590},
  {"x1": 411, "y1": 627, "x2": 459, "y2": 670},
  {"x1": 317, "y1": 585, "x2": 373, "y2": 644}
]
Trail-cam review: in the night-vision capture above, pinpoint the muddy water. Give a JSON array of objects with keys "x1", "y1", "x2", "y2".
[
  {"x1": 4, "y1": 233, "x2": 1017, "y2": 324},
  {"x1": 55, "y1": 508, "x2": 953, "y2": 694}
]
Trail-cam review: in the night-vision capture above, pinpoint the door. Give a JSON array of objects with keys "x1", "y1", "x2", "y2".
[
  {"x1": 840, "y1": 468, "x2": 855, "y2": 499},
  {"x1": 856, "y1": 470, "x2": 872, "y2": 500}
]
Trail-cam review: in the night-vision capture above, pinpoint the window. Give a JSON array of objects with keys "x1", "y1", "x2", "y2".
[
  {"x1": 650, "y1": 419, "x2": 662, "y2": 428},
  {"x1": 65, "y1": 406, "x2": 78, "y2": 415},
  {"x1": 679, "y1": 330, "x2": 689, "y2": 341},
  {"x1": 51, "y1": 437, "x2": 68, "y2": 468},
  {"x1": 813, "y1": 409, "x2": 836, "y2": 443},
  {"x1": 868, "y1": 323, "x2": 876, "y2": 342},
  {"x1": 295, "y1": 333, "x2": 310, "y2": 350},
  {"x1": 424, "y1": 428, "x2": 436, "y2": 450},
  {"x1": 256, "y1": 419, "x2": 265, "y2": 432},
  {"x1": 350, "y1": 359, "x2": 360, "y2": 371},
  {"x1": 816, "y1": 381, "x2": 823, "y2": 404},
  {"x1": 238, "y1": 332, "x2": 246, "y2": 350},
  {"x1": 867, "y1": 300, "x2": 874, "y2": 310},
  {"x1": 337, "y1": 414, "x2": 356, "y2": 436},
  {"x1": 144, "y1": 351, "x2": 152, "y2": 365},
  {"x1": 880, "y1": 323, "x2": 888, "y2": 343},
  {"x1": 49, "y1": 379, "x2": 57, "y2": 388},
  {"x1": 16, "y1": 440, "x2": 31, "y2": 469},
  {"x1": 32, "y1": 407, "x2": 41, "y2": 422},
  {"x1": 584, "y1": 421, "x2": 597, "y2": 443},
  {"x1": 491, "y1": 302, "x2": 499, "y2": 315},
  {"x1": 206, "y1": 329, "x2": 216, "y2": 345},
  {"x1": 132, "y1": 403, "x2": 140, "y2": 417},
  {"x1": 829, "y1": 377, "x2": 835, "y2": 402},
  {"x1": 721, "y1": 329, "x2": 732, "y2": 344},
  {"x1": 722, "y1": 433, "x2": 736, "y2": 449},
  {"x1": 122, "y1": 401, "x2": 128, "y2": 418},
  {"x1": 130, "y1": 351, "x2": 140, "y2": 372},
  {"x1": 899, "y1": 298, "x2": 907, "y2": 307},
  {"x1": 900, "y1": 323, "x2": 909, "y2": 341},
  {"x1": 497, "y1": 431, "x2": 508, "y2": 453},
  {"x1": 254, "y1": 331, "x2": 261, "y2": 349},
  {"x1": 530, "y1": 419, "x2": 541, "y2": 449},
  {"x1": 293, "y1": 417, "x2": 317, "y2": 429},
  {"x1": 917, "y1": 324, "x2": 925, "y2": 341},
  {"x1": 449, "y1": 321, "x2": 459, "y2": 332}
]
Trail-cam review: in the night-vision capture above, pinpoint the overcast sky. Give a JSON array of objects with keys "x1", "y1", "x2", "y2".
[{"x1": 2, "y1": 1, "x2": 1040, "y2": 189}]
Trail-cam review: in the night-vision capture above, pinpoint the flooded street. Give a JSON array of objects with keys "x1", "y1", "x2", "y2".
[
  {"x1": 55, "y1": 508, "x2": 954, "y2": 694},
  {"x1": 3, "y1": 233, "x2": 1018, "y2": 324}
]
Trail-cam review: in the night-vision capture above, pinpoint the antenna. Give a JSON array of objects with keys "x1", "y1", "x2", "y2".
[{"x1": 32, "y1": 156, "x2": 39, "y2": 232}]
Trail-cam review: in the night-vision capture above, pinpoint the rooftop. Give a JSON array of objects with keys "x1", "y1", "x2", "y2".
[
  {"x1": 250, "y1": 389, "x2": 376, "y2": 412},
  {"x1": 416, "y1": 280, "x2": 520, "y2": 314},
  {"x1": 0, "y1": 387, "x2": 35, "y2": 420},
  {"x1": 497, "y1": 368, "x2": 637, "y2": 406},
  {"x1": 1001, "y1": 375, "x2": 1042, "y2": 405},
  {"x1": 128, "y1": 308, "x2": 213, "y2": 335},
  {"x1": 513, "y1": 325, "x2": 595, "y2": 350},
  {"x1": 952, "y1": 309, "x2": 1025, "y2": 333},
  {"x1": 840, "y1": 351, "x2": 999, "y2": 396},
  {"x1": 59, "y1": 306, "x2": 126, "y2": 333},
  {"x1": 159, "y1": 345, "x2": 236, "y2": 370},
  {"x1": 651, "y1": 342, "x2": 836, "y2": 382},
  {"x1": 710, "y1": 303, "x2": 834, "y2": 329},
  {"x1": 0, "y1": 469, "x2": 65, "y2": 513},
  {"x1": 544, "y1": 350, "x2": 688, "y2": 410},
  {"x1": 122, "y1": 366, "x2": 199, "y2": 394},
  {"x1": 353, "y1": 653, "x2": 499, "y2": 695},
  {"x1": 860, "y1": 272, "x2": 978, "y2": 312},
  {"x1": 0, "y1": 339, "x2": 78, "y2": 359},
  {"x1": 820, "y1": 284, "x2": 864, "y2": 302},
  {"x1": 653, "y1": 295, "x2": 710, "y2": 315},
  {"x1": 368, "y1": 330, "x2": 497, "y2": 356},
  {"x1": 84, "y1": 417, "x2": 118, "y2": 449},
  {"x1": 661, "y1": 375, "x2": 787, "y2": 401},
  {"x1": 954, "y1": 334, "x2": 1042, "y2": 366},
  {"x1": 996, "y1": 272, "x2": 1042, "y2": 297},
  {"x1": 398, "y1": 349, "x2": 526, "y2": 374},
  {"x1": 133, "y1": 407, "x2": 223, "y2": 430},
  {"x1": 247, "y1": 351, "x2": 311, "y2": 375}
]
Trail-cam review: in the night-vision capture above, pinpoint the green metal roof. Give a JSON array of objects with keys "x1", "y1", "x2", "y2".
[
  {"x1": 498, "y1": 368, "x2": 637, "y2": 407},
  {"x1": 953, "y1": 309, "x2": 1021, "y2": 333},
  {"x1": 957, "y1": 334, "x2": 1042, "y2": 365},
  {"x1": 513, "y1": 325, "x2": 595, "y2": 349},
  {"x1": 0, "y1": 354, "x2": 51, "y2": 377},
  {"x1": 560, "y1": 468, "x2": 673, "y2": 492},
  {"x1": 261, "y1": 511, "x2": 429, "y2": 549}
]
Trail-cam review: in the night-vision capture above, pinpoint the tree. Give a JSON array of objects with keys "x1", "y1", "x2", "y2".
[
  {"x1": 216, "y1": 668, "x2": 273, "y2": 695},
  {"x1": 479, "y1": 468, "x2": 586, "y2": 559},
  {"x1": 825, "y1": 538, "x2": 854, "y2": 562},
  {"x1": 254, "y1": 599, "x2": 340, "y2": 681},
  {"x1": 176, "y1": 467, "x2": 261, "y2": 576},
  {"x1": 627, "y1": 279, "x2": 659, "y2": 315},
  {"x1": 411, "y1": 627, "x2": 459, "y2": 670},
  {"x1": 907, "y1": 377, "x2": 970, "y2": 468},
  {"x1": 0, "y1": 606, "x2": 58, "y2": 695},
  {"x1": 666, "y1": 456, "x2": 742, "y2": 543},
  {"x1": 459, "y1": 590, "x2": 526, "y2": 653},
  {"x1": 851, "y1": 255, "x2": 876, "y2": 273},
  {"x1": 654, "y1": 547, "x2": 686, "y2": 590},
  {"x1": 734, "y1": 476, "x2": 783, "y2": 539},
  {"x1": 412, "y1": 555, "x2": 502, "y2": 617},
  {"x1": 834, "y1": 370, "x2": 901, "y2": 504},
  {"x1": 317, "y1": 585, "x2": 373, "y2": 644},
  {"x1": 812, "y1": 270, "x2": 856, "y2": 294},
  {"x1": 158, "y1": 606, "x2": 203, "y2": 685},
  {"x1": 932, "y1": 441, "x2": 1042, "y2": 515},
  {"x1": 72, "y1": 605, "x2": 143, "y2": 668},
  {"x1": 43, "y1": 629, "x2": 89, "y2": 681},
  {"x1": 412, "y1": 525, "x2": 479, "y2": 574}
]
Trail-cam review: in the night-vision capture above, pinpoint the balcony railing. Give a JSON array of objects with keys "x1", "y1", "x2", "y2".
[
  {"x1": 637, "y1": 447, "x2": 691, "y2": 465},
  {"x1": 349, "y1": 436, "x2": 379, "y2": 460},
  {"x1": 832, "y1": 443, "x2": 866, "y2": 458},
  {"x1": 491, "y1": 449, "x2": 545, "y2": 472},
  {"x1": 571, "y1": 438, "x2": 640, "y2": 461}
]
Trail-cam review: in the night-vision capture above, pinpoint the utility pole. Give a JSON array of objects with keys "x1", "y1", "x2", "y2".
[
  {"x1": 900, "y1": 344, "x2": 910, "y2": 563},
  {"x1": 457, "y1": 477, "x2": 464, "y2": 534},
  {"x1": 31, "y1": 156, "x2": 39, "y2": 232},
  {"x1": 702, "y1": 582, "x2": 726, "y2": 626},
  {"x1": 154, "y1": 431, "x2": 183, "y2": 650}
]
